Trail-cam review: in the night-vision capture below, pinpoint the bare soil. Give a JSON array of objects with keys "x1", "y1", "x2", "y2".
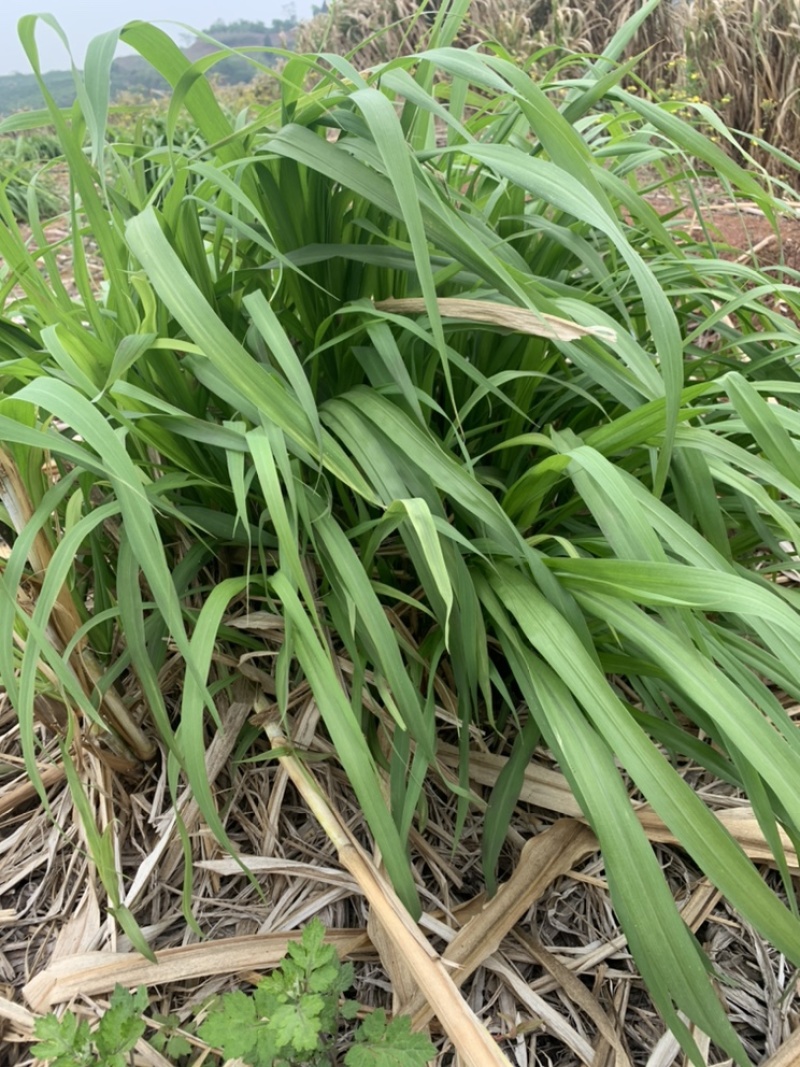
[{"x1": 647, "y1": 192, "x2": 800, "y2": 276}]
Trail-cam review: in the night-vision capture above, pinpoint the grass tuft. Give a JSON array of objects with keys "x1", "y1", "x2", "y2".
[{"x1": 2, "y1": 3, "x2": 800, "y2": 1062}]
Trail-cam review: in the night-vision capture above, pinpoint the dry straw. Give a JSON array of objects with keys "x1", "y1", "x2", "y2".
[
  {"x1": 299, "y1": 0, "x2": 800, "y2": 174},
  {"x1": 374, "y1": 298, "x2": 619, "y2": 343}
]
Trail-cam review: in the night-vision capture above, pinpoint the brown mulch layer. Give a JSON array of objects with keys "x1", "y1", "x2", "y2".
[{"x1": 0, "y1": 680, "x2": 799, "y2": 1067}]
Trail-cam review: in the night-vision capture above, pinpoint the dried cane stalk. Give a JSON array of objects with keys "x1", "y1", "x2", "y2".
[
  {"x1": 261, "y1": 707, "x2": 511, "y2": 1067},
  {"x1": 0, "y1": 446, "x2": 155, "y2": 759}
]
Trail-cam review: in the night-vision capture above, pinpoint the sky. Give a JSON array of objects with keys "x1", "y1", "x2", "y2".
[{"x1": 0, "y1": 0, "x2": 316, "y2": 76}]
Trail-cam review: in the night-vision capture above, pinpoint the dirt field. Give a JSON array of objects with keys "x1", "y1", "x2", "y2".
[{"x1": 648, "y1": 191, "x2": 800, "y2": 275}]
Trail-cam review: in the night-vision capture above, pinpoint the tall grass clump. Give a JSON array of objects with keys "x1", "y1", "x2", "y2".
[{"x1": 2, "y1": 0, "x2": 800, "y2": 1061}]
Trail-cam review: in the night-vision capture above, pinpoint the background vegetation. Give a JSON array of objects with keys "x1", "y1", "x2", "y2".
[
  {"x1": 297, "y1": 0, "x2": 800, "y2": 178},
  {"x1": 0, "y1": 17, "x2": 299, "y2": 115},
  {"x1": 3, "y1": 0, "x2": 799, "y2": 176}
]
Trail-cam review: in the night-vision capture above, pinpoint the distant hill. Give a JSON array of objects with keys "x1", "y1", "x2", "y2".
[{"x1": 0, "y1": 19, "x2": 297, "y2": 117}]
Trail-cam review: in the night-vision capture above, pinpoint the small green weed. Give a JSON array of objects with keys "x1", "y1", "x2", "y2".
[
  {"x1": 31, "y1": 920, "x2": 436, "y2": 1067},
  {"x1": 32, "y1": 986, "x2": 148, "y2": 1067}
]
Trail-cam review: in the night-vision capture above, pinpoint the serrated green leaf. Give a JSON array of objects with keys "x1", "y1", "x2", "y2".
[
  {"x1": 298, "y1": 914, "x2": 327, "y2": 959},
  {"x1": 347, "y1": 1010, "x2": 436, "y2": 1067},
  {"x1": 95, "y1": 991, "x2": 147, "y2": 1058},
  {"x1": 308, "y1": 963, "x2": 342, "y2": 994},
  {"x1": 165, "y1": 1032, "x2": 193, "y2": 1058},
  {"x1": 341, "y1": 998, "x2": 361, "y2": 1021},
  {"x1": 271, "y1": 995, "x2": 327, "y2": 1052},
  {"x1": 32, "y1": 1011, "x2": 93, "y2": 1065},
  {"x1": 197, "y1": 991, "x2": 259, "y2": 1059},
  {"x1": 253, "y1": 982, "x2": 283, "y2": 1017}
]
